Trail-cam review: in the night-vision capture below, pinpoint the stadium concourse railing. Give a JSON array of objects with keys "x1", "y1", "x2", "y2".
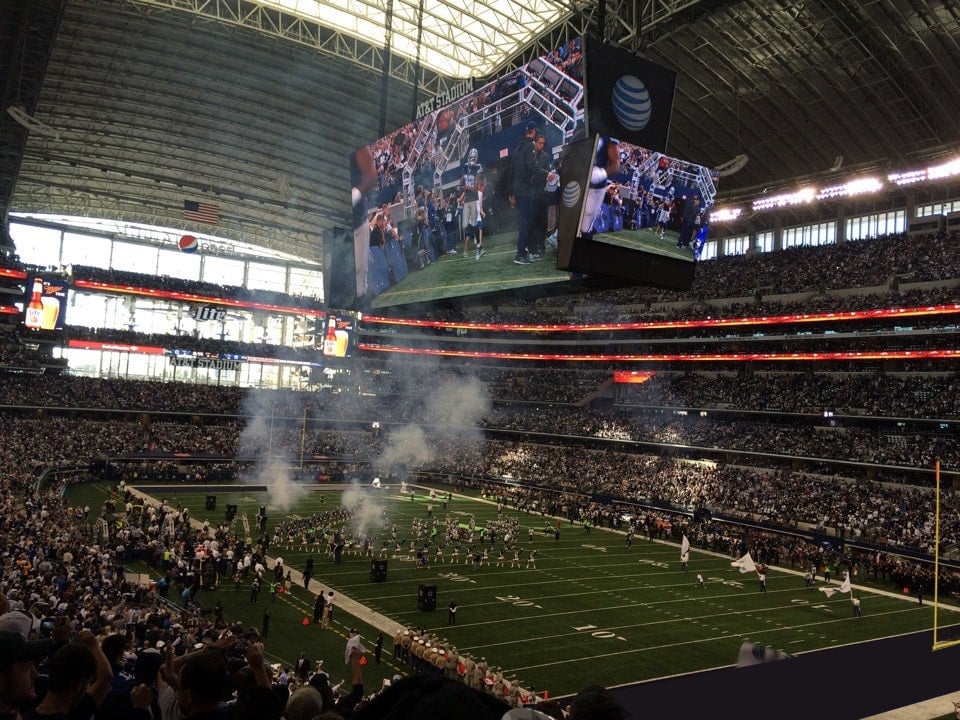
[{"x1": 34, "y1": 463, "x2": 95, "y2": 496}]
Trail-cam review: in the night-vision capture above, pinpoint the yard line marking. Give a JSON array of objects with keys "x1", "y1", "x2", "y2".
[
  {"x1": 458, "y1": 604, "x2": 922, "y2": 650},
  {"x1": 491, "y1": 609, "x2": 927, "y2": 674}
]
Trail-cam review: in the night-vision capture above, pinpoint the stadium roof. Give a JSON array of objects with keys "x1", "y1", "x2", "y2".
[
  {"x1": 251, "y1": 0, "x2": 569, "y2": 79},
  {"x1": 3, "y1": 0, "x2": 960, "y2": 262}
]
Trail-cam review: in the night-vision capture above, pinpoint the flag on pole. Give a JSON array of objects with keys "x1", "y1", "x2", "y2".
[
  {"x1": 731, "y1": 552, "x2": 757, "y2": 573},
  {"x1": 817, "y1": 586, "x2": 839, "y2": 598},
  {"x1": 839, "y1": 572, "x2": 851, "y2": 594},
  {"x1": 183, "y1": 200, "x2": 219, "y2": 225},
  {"x1": 680, "y1": 534, "x2": 690, "y2": 557}
]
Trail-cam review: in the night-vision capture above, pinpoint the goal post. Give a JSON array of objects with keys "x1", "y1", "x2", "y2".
[{"x1": 933, "y1": 459, "x2": 960, "y2": 650}]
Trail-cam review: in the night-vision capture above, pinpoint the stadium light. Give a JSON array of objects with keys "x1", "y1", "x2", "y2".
[
  {"x1": 888, "y1": 156, "x2": 960, "y2": 186},
  {"x1": 926, "y1": 156, "x2": 960, "y2": 180},
  {"x1": 887, "y1": 169, "x2": 927, "y2": 186},
  {"x1": 816, "y1": 177, "x2": 883, "y2": 200},
  {"x1": 708, "y1": 207, "x2": 742, "y2": 223},
  {"x1": 752, "y1": 187, "x2": 816, "y2": 212}
]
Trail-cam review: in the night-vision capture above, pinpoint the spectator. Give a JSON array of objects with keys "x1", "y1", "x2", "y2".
[
  {"x1": 283, "y1": 686, "x2": 324, "y2": 720},
  {"x1": 175, "y1": 649, "x2": 230, "y2": 720},
  {"x1": 0, "y1": 631, "x2": 54, "y2": 720},
  {"x1": 25, "y1": 636, "x2": 117, "y2": 720}
]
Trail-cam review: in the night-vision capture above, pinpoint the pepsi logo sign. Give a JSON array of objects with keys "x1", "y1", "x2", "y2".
[{"x1": 178, "y1": 235, "x2": 199, "y2": 253}]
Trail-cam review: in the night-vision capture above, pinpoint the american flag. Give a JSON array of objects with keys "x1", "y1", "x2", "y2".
[{"x1": 183, "y1": 200, "x2": 219, "y2": 225}]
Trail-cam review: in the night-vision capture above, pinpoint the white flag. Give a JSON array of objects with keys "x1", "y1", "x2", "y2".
[
  {"x1": 680, "y1": 535, "x2": 690, "y2": 557},
  {"x1": 731, "y1": 552, "x2": 757, "y2": 574},
  {"x1": 817, "y1": 586, "x2": 839, "y2": 598},
  {"x1": 839, "y1": 572, "x2": 851, "y2": 594}
]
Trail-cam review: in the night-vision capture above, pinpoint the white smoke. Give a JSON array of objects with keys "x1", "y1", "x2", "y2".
[
  {"x1": 341, "y1": 480, "x2": 386, "y2": 537},
  {"x1": 237, "y1": 390, "x2": 308, "y2": 512},
  {"x1": 424, "y1": 375, "x2": 491, "y2": 435},
  {"x1": 378, "y1": 424, "x2": 435, "y2": 468},
  {"x1": 373, "y1": 354, "x2": 491, "y2": 475}
]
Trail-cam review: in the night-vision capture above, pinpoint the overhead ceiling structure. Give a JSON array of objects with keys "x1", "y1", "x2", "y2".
[{"x1": 2, "y1": 0, "x2": 960, "y2": 263}]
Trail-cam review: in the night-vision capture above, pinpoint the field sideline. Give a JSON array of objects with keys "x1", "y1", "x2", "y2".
[{"x1": 69, "y1": 481, "x2": 958, "y2": 699}]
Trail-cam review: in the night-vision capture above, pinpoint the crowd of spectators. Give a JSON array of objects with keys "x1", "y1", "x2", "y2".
[
  {"x1": 0, "y1": 413, "x2": 946, "y2": 720},
  {"x1": 0, "y1": 227, "x2": 958, "y2": 719},
  {"x1": 0, "y1": 381, "x2": 957, "y2": 560},
  {"x1": 4, "y1": 225, "x2": 959, "y2": 340},
  {"x1": 0, "y1": 418, "x2": 613, "y2": 720},
  {"x1": 355, "y1": 281, "x2": 960, "y2": 329},
  {"x1": 0, "y1": 397, "x2": 953, "y2": 718},
  {"x1": 364, "y1": 327, "x2": 954, "y2": 361},
  {"x1": 0, "y1": 461, "x2": 395, "y2": 720},
  {"x1": 486, "y1": 405, "x2": 957, "y2": 469},
  {"x1": 0, "y1": 369, "x2": 955, "y2": 472},
  {"x1": 471, "y1": 475, "x2": 949, "y2": 599},
  {"x1": 617, "y1": 370, "x2": 959, "y2": 417},
  {"x1": 7, "y1": 230, "x2": 960, "y2": 342},
  {"x1": 362, "y1": 363, "x2": 958, "y2": 420},
  {"x1": 468, "y1": 448, "x2": 957, "y2": 555},
  {"x1": 571, "y1": 229, "x2": 960, "y2": 308}
]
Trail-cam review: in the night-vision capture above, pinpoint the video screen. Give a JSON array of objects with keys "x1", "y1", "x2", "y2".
[
  {"x1": 556, "y1": 135, "x2": 716, "y2": 291},
  {"x1": 342, "y1": 38, "x2": 588, "y2": 310},
  {"x1": 22, "y1": 274, "x2": 68, "y2": 331},
  {"x1": 584, "y1": 136, "x2": 718, "y2": 256},
  {"x1": 336, "y1": 35, "x2": 694, "y2": 310}
]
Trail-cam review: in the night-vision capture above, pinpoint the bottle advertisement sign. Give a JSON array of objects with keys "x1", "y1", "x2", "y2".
[
  {"x1": 23, "y1": 275, "x2": 68, "y2": 331},
  {"x1": 321, "y1": 313, "x2": 353, "y2": 358}
]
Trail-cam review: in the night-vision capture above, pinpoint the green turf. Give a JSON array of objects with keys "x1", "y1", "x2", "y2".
[
  {"x1": 369, "y1": 226, "x2": 693, "y2": 308},
  {"x1": 370, "y1": 229, "x2": 571, "y2": 308},
  {"x1": 592, "y1": 226, "x2": 694, "y2": 257},
  {"x1": 69, "y1": 483, "x2": 954, "y2": 698}
]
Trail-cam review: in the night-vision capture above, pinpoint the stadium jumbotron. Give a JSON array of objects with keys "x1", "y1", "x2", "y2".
[{"x1": 2, "y1": 1, "x2": 960, "y2": 719}]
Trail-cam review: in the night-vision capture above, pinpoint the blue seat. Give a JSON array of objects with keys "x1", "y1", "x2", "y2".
[
  {"x1": 367, "y1": 246, "x2": 391, "y2": 296},
  {"x1": 385, "y1": 236, "x2": 409, "y2": 283},
  {"x1": 592, "y1": 203, "x2": 612, "y2": 233}
]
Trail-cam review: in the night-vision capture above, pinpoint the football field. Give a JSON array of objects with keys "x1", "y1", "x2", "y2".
[{"x1": 87, "y1": 482, "x2": 954, "y2": 698}]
